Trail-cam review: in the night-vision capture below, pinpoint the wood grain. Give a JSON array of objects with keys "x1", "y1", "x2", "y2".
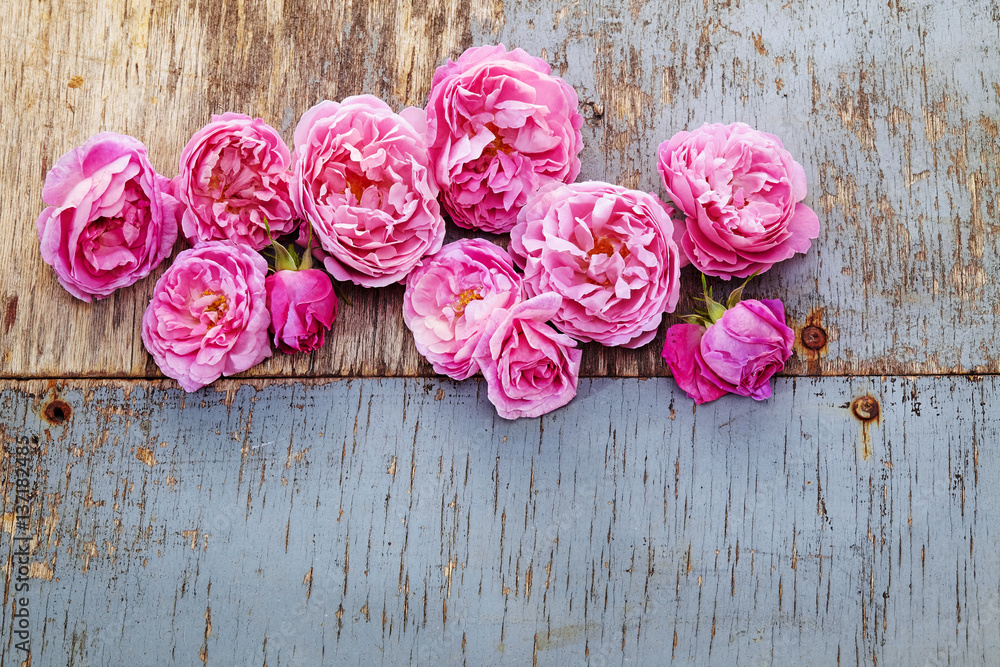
[
  {"x1": 2, "y1": 377, "x2": 998, "y2": 664},
  {"x1": 1, "y1": 0, "x2": 998, "y2": 380}
]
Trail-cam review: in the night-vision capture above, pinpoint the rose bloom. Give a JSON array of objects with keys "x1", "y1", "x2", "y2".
[
  {"x1": 657, "y1": 122, "x2": 820, "y2": 279},
  {"x1": 662, "y1": 299, "x2": 794, "y2": 404},
  {"x1": 266, "y1": 268, "x2": 337, "y2": 354},
  {"x1": 403, "y1": 238, "x2": 522, "y2": 380},
  {"x1": 36, "y1": 132, "x2": 179, "y2": 301},
  {"x1": 141, "y1": 241, "x2": 271, "y2": 392},
  {"x1": 175, "y1": 113, "x2": 296, "y2": 250},
  {"x1": 510, "y1": 182, "x2": 681, "y2": 348},
  {"x1": 425, "y1": 44, "x2": 584, "y2": 233},
  {"x1": 291, "y1": 95, "x2": 445, "y2": 287},
  {"x1": 473, "y1": 293, "x2": 582, "y2": 420}
]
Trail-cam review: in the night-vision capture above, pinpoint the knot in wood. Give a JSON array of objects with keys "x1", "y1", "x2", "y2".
[
  {"x1": 801, "y1": 325, "x2": 827, "y2": 350},
  {"x1": 851, "y1": 395, "x2": 880, "y2": 422}
]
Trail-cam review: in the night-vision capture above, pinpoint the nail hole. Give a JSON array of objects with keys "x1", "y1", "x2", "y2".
[{"x1": 43, "y1": 400, "x2": 72, "y2": 425}]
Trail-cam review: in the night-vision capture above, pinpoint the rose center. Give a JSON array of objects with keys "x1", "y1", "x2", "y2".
[
  {"x1": 345, "y1": 171, "x2": 376, "y2": 203},
  {"x1": 586, "y1": 236, "x2": 629, "y2": 259},
  {"x1": 450, "y1": 288, "x2": 483, "y2": 316},
  {"x1": 202, "y1": 289, "x2": 229, "y2": 315},
  {"x1": 480, "y1": 123, "x2": 512, "y2": 159}
]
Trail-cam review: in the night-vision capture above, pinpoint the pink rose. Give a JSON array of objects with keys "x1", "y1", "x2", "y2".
[
  {"x1": 403, "y1": 238, "x2": 522, "y2": 380},
  {"x1": 291, "y1": 95, "x2": 445, "y2": 287},
  {"x1": 36, "y1": 132, "x2": 179, "y2": 301},
  {"x1": 426, "y1": 44, "x2": 584, "y2": 233},
  {"x1": 657, "y1": 122, "x2": 820, "y2": 279},
  {"x1": 510, "y1": 182, "x2": 682, "y2": 348},
  {"x1": 473, "y1": 293, "x2": 582, "y2": 419},
  {"x1": 266, "y1": 268, "x2": 337, "y2": 354},
  {"x1": 175, "y1": 113, "x2": 296, "y2": 250},
  {"x1": 662, "y1": 299, "x2": 794, "y2": 404},
  {"x1": 141, "y1": 241, "x2": 271, "y2": 391}
]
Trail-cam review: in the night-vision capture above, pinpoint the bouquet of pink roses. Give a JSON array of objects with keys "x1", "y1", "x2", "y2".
[{"x1": 37, "y1": 44, "x2": 820, "y2": 418}]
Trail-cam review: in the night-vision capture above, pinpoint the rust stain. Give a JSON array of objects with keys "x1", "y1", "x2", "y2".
[
  {"x1": 851, "y1": 394, "x2": 881, "y2": 460},
  {"x1": 793, "y1": 308, "x2": 829, "y2": 374},
  {"x1": 43, "y1": 400, "x2": 72, "y2": 425},
  {"x1": 852, "y1": 395, "x2": 880, "y2": 422},
  {"x1": 3, "y1": 295, "x2": 16, "y2": 333},
  {"x1": 136, "y1": 447, "x2": 158, "y2": 467},
  {"x1": 801, "y1": 326, "x2": 827, "y2": 351},
  {"x1": 752, "y1": 32, "x2": 767, "y2": 55}
]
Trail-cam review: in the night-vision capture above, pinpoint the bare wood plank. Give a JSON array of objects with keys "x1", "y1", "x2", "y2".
[
  {"x1": 1, "y1": 377, "x2": 997, "y2": 664},
  {"x1": 1, "y1": 0, "x2": 998, "y2": 379}
]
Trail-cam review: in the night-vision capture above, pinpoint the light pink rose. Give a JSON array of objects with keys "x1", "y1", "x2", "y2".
[
  {"x1": 510, "y1": 182, "x2": 682, "y2": 348},
  {"x1": 657, "y1": 122, "x2": 820, "y2": 279},
  {"x1": 403, "y1": 238, "x2": 522, "y2": 380},
  {"x1": 426, "y1": 44, "x2": 584, "y2": 233},
  {"x1": 266, "y1": 268, "x2": 337, "y2": 354},
  {"x1": 662, "y1": 299, "x2": 794, "y2": 404},
  {"x1": 174, "y1": 113, "x2": 296, "y2": 250},
  {"x1": 291, "y1": 95, "x2": 445, "y2": 287},
  {"x1": 141, "y1": 241, "x2": 271, "y2": 391},
  {"x1": 473, "y1": 293, "x2": 582, "y2": 419},
  {"x1": 36, "y1": 132, "x2": 179, "y2": 301}
]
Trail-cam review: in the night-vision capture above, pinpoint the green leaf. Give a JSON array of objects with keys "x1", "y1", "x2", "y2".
[
  {"x1": 679, "y1": 314, "x2": 712, "y2": 328},
  {"x1": 299, "y1": 223, "x2": 314, "y2": 271},
  {"x1": 705, "y1": 296, "x2": 727, "y2": 323}
]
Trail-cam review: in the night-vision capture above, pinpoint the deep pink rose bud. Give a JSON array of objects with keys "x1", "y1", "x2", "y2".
[
  {"x1": 174, "y1": 113, "x2": 296, "y2": 250},
  {"x1": 426, "y1": 44, "x2": 585, "y2": 233},
  {"x1": 291, "y1": 95, "x2": 445, "y2": 287},
  {"x1": 141, "y1": 241, "x2": 271, "y2": 392},
  {"x1": 403, "y1": 238, "x2": 522, "y2": 380},
  {"x1": 510, "y1": 181, "x2": 682, "y2": 348},
  {"x1": 473, "y1": 293, "x2": 582, "y2": 420},
  {"x1": 36, "y1": 132, "x2": 179, "y2": 301},
  {"x1": 662, "y1": 299, "x2": 794, "y2": 404},
  {"x1": 266, "y1": 269, "x2": 337, "y2": 354},
  {"x1": 657, "y1": 122, "x2": 820, "y2": 279}
]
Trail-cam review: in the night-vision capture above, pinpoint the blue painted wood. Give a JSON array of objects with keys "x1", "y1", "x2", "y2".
[{"x1": 2, "y1": 378, "x2": 996, "y2": 665}]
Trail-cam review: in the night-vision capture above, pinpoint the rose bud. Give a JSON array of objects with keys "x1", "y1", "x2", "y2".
[
  {"x1": 510, "y1": 181, "x2": 682, "y2": 348},
  {"x1": 657, "y1": 122, "x2": 820, "y2": 279},
  {"x1": 141, "y1": 241, "x2": 271, "y2": 392},
  {"x1": 662, "y1": 281, "x2": 794, "y2": 403},
  {"x1": 403, "y1": 238, "x2": 522, "y2": 380},
  {"x1": 425, "y1": 44, "x2": 584, "y2": 233},
  {"x1": 265, "y1": 230, "x2": 337, "y2": 354},
  {"x1": 37, "y1": 132, "x2": 179, "y2": 301},
  {"x1": 473, "y1": 293, "x2": 582, "y2": 420},
  {"x1": 174, "y1": 113, "x2": 297, "y2": 250}
]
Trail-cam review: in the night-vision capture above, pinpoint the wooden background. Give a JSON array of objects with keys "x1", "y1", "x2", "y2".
[{"x1": 2, "y1": 0, "x2": 999, "y2": 665}]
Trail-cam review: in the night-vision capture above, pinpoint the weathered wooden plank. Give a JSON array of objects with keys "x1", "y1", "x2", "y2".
[
  {"x1": 2, "y1": 0, "x2": 998, "y2": 379},
  {"x1": 2, "y1": 377, "x2": 997, "y2": 665}
]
